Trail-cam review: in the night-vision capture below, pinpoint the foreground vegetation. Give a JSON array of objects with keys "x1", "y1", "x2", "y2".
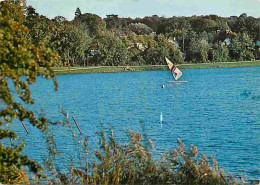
[
  {"x1": 50, "y1": 61, "x2": 260, "y2": 74},
  {"x1": 0, "y1": 118, "x2": 242, "y2": 185}
]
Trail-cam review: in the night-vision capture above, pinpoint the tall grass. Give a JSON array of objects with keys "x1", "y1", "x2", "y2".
[
  {"x1": 3, "y1": 112, "x2": 255, "y2": 184},
  {"x1": 40, "y1": 113, "x2": 241, "y2": 185}
]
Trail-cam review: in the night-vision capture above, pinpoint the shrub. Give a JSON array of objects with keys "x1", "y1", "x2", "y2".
[
  {"x1": 228, "y1": 33, "x2": 255, "y2": 61},
  {"x1": 89, "y1": 33, "x2": 131, "y2": 66},
  {"x1": 211, "y1": 43, "x2": 230, "y2": 62},
  {"x1": 0, "y1": 0, "x2": 58, "y2": 182},
  {"x1": 45, "y1": 125, "x2": 239, "y2": 185},
  {"x1": 0, "y1": 166, "x2": 30, "y2": 184},
  {"x1": 128, "y1": 23, "x2": 153, "y2": 35}
]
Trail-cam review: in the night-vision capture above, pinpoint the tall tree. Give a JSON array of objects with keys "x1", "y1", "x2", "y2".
[
  {"x1": 132, "y1": 16, "x2": 160, "y2": 32},
  {"x1": 75, "y1": 7, "x2": 82, "y2": 17},
  {"x1": 73, "y1": 13, "x2": 106, "y2": 36},
  {"x1": 26, "y1": 5, "x2": 38, "y2": 17},
  {"x1": 53, "y1": 15, "x2": 67, "y2": 22},
  {"x1": 49, "y1": 21, "x2": 91, "y2": 66},
  {"x1": 190, "y1": 17, "x2": 218, "y2": 33},
  {"x1": 0, "y1": 0, "x2": 59, "y2": 182},
  {"x1": 89, "y1": 32, "x2": 131, "y2": 66},
  {"x1": 142, "y1": 34, "x2": 184, "y2": 65},
  {"x1": 211, "y1": 43, "x2": 230, "y2": 62},
  {"x1": 128, "y1": 23, "x2": 153, "y2": 35},
  {"x1": 104, "y1": 17, "x2": 130, "y2": 30},
  {"x1": 228, "y1": 33, "x2": 255, "y2": 61}
]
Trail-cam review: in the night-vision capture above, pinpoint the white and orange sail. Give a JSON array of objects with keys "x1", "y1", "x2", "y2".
[{"x1": 165, "y1": 57, "x2": 182, "y2": 81}]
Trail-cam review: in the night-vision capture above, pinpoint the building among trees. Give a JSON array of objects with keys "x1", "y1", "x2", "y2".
[{"x1": 106, "y1": 14, "x2": 118, "y2": 18}]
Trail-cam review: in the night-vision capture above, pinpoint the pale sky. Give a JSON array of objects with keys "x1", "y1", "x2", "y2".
[{"x1": 27, "y1": 0, "x2": 260, "y2": 20}]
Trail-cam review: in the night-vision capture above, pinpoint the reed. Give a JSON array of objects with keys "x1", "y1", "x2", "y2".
[
  {"x1": 45, "y1": 124, "x2": 241, "y2": 185},
  {"x1": 3, "y1": 110, "x2": 256, "y2": 184}
]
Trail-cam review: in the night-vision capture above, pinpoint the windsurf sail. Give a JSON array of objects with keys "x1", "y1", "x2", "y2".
[{"x1": 165, "y1": 57, "x2": 182, "y2": 81}]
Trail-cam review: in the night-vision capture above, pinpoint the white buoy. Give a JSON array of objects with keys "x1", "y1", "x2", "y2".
[{"x1": 160, "y1": 113, "x2": 163, "y2": 127}]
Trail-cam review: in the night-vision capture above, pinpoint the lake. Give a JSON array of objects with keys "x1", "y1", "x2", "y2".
[{"x1": 7, "y1": 67, "x2": 260, "y2": 182}]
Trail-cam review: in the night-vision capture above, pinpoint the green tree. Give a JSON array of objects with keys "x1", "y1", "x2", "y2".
[
  {"x1": 0, "y1": 0, "x2": 59, "y2": 182},
  {"x1": 90, "y1": 32, "x2": 131, "y2": 66},
  {"x1": 157, "y1": 17, "x2": 191, "y2": 54},
  {"x1": 26, "y1": 5, "x2": 38, "y2": 17},
  {"x1": 25, "y1": 9, "x2": 57, "y2": 56},
  {"x1": 142, "y1": 34, "x2": 184, "y2": 65},
  {"x1": 26, "y1": 9, "x2": 90, "y2": 67},
  {"x1": 211, "y1": 43, "x2": 230, "y2": 62},
  {"x1": 133, "y1": 16, "x2": 159, "y2": 32},
  {"x1": 215, "y1": 18, "x2": 229, "y2": 31},
  {"x1": 121, "y1": 31, "x2": 144, "y2": 61},
  {"x1": 128, "y1": 23, "x2": 153, "y2": 35},
  {"x1": 104, "y1": 17, "x2": 130, "y2": 30},
  {"x1": 245, "y1": 16, "x2": 260, "y2": 41},
  {"x1": 75, "y1": 7, "x2": 82, "y2": 17},
  {"x1": 228, "y1": 13, "x2": 260, "y2": 41},
  {"x1": 190, "y1": 17, "x2": 218, "y2": 33},
  {"x1": 232, "y1": 13, "x2": 247, "y2": 34},
  {"x1": 49, "y1": 21, "x2": 91, "y2": 66},
  {"x1": 121, "y1": 31, "x2": 140, "y2": 48},
  {"x1": 204, "y1": 14, "x2": 229, "y2": 31},
  {"x1": 186, "y1": 32, "x2": 210, "y2": 63},
  {"x1": 120, "y1": 31, "x2": 157, "y2": 65},
  {"x1": 73, "y1": 13, "x2": 106, "y2": 36},
  {"x1": 228, "y1": 33, "x2": 255, "y2": 61},
  {"x1": 53, "y1": 15, "x2": 67, "y2": 22},
  {"x1": 157, "y1": 17, "x2": 180, "y2": 36}
]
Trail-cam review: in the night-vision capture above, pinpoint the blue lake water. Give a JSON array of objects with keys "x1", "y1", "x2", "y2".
[{"x1": 6, "y1": 67, "x2": 260, "y2": 182}]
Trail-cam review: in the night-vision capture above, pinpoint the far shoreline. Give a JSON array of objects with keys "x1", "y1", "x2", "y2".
[{"x1": 50, "y1": 60, "x2": 260, "y2": 75}]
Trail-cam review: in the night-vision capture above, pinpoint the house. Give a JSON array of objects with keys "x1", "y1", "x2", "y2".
[
  {"x1": 127, "y1": 43, "x2": 148, "y2": 52},
  {"x1": 219, "y1": 38, "x2": 231, "y2": 48},
  {"x1": 223, "y1": 38, "x2": 231, "y2": 46},
  {"x1": 106, "y1": 14, "x2": 118, "y2": 18},
  {"x1": 213, "y1": 30, "x2": 236, "y2": 44},
  {"x1": 151, "y1": 32, "x2": 156, "y2": 36},
  {"x1": 88, "y1": 43, "x2": 100, "y2": 56},
  {"x1": 256, "y1": 41, "x2": 260, "y2": 60},
  {"x1": 256, "y1": 40, "x2": 260, "y2": 47},
  {"x1": 168, "y1": 37, "x2": 179, "y2": 47}
]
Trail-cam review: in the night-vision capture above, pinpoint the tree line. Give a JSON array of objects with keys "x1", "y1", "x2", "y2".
[{"x1": 25, "y1": 7, "x2": 260, "y2": 67}]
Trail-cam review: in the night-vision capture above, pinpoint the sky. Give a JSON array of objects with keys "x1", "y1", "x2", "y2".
[{"x1": 27, "y1": 0, "x2": 260, "y2": 20}]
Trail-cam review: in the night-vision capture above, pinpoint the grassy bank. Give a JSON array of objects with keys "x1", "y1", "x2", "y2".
[{"x1": 50, "y1": 61, "x2": 260, "y2": 74}]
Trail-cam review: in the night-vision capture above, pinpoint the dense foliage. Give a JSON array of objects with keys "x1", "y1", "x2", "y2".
[
  {"x1": 0, "y1": 0, "x2": 58, "y2": 183},
  {"x1": 22, "y1": 7, "x2": 259, "y2": 66},
  {"x1": 43, "y1": 126, "x2": 240, "y2": 185}
]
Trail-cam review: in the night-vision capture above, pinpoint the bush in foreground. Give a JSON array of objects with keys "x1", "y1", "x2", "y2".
[{"x1": 44, "y1": 126, "x2": 239, "y2": 185}]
